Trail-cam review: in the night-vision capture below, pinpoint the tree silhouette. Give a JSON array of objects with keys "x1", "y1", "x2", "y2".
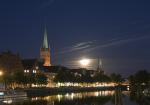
[
  {"x1": 0, "y1": 51, "x2": 23, "y2": 89},
  {"x1": 110, "y1": 73, "x2": 124, "y2": 85}
]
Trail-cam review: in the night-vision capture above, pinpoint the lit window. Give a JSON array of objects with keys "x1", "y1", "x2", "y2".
[{"x1": 33, "y1": 70, "x2": 37, "y2": 73}]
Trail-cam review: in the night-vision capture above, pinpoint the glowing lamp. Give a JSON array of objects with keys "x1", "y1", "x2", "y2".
[{"x1": 0, "y1": 71, "x2": 3, "y2": 76}]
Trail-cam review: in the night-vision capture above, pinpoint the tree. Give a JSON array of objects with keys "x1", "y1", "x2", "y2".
[
  {"x1": 14, "y1": 70, "x2": 24, "y2": 84},
  {"x1": 35, "y1": 73, "x2": 48, "y2": 86},
  {"x1": 134, "y1": 70, "x2": 149, "y2": 85},
  {"x1": 103, "y1": 75, "x2": 111, "y2": 84},
  {"x1": 0, "y1": 51, "x2": 23, "y2": 88},
  {"x1": 128, "y1": 70, "x2": 150, "y2": 96},
  {"x1": 110, "y1": 73, "x2": 124, "y2": 85},
  {"x1": 129, "y1": 70, "x2": 150, "y2": 105},
  {"x1": 82, "y1": 72, "x2": 93, "y2": 86},
  {"x1": 94, "y1": 72, "x2": 104, "y2": 83},
  {"x1": 0, "y1": 51, "x2": 23, "y2": 72},
  {"x1": 54, "y1": 70, "x2": 66, "y2": 83}
]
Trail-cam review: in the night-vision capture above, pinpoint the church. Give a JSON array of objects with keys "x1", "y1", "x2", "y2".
[
  {"x1": 21, "y1": 26, "x2": 65, "y2": 87},
  {"x1": 40, "y1": 27, "x2": 51, "y2": 67},
  {"x1": 22, "y1": 26, "x2": 52, "y2": 75},
  {"x1": 21, "y1": 26, "x2": 98, "y2": 87}
]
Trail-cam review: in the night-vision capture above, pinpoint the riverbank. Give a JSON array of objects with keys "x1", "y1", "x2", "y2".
[{"x1": 24, "y1": 86, "x2": 127, "y2": 97}]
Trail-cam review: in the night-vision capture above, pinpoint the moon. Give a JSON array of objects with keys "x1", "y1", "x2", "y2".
[{"x1": 79, "y1": 58, "x2": 91, "y2": 67}]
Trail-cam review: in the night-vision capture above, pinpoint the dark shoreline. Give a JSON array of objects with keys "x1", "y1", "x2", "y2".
[{"x1": 25, "y1": 86, "x2": 127, "y2": 97}]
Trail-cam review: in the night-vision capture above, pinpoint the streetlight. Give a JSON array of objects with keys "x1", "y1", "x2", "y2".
[
  {"x1": 0, "y1": 71, "x2": 3, "y2": 76},
  {"x1": 0, "y1": 70, "x2": 6, "y2": 90}
]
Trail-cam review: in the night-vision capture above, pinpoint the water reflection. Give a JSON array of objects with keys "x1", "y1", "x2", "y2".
[
  {"x1": 32, "y1": 91, "x2": 114, "y2": 102},
  {"x1": 130, "y1": 90, "x2": 150, "y2": 105},
  {"x1": 1, "y1": 90, "x2": 149, "y2": 105},
  {"x1": 111, "y1": 88, "x2": 123, "y2": 105}
]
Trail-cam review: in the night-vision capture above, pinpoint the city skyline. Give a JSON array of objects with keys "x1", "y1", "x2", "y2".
[{"x1": 0, "y1": 0, "x2": 150, "y2": 76}]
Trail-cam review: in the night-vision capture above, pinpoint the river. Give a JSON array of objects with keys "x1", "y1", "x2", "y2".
[{"x1": 0, "y1": 90, "x2": 149, "y2": 105}]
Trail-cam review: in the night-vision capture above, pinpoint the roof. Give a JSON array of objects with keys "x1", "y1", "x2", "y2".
[
  {"x1": 42, "y1": 26, "x2": 49, "y2": 49},
  {"x1": 42, "y1": 65, "x2": 69, "y2": 73},
  {"x1": 22, "y1": 59, "x2": 38, "y2": 69}
]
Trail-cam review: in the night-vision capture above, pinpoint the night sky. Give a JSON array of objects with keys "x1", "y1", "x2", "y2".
[{"x1": 1, "y1": 0, "x2": 150, "y2": 76}]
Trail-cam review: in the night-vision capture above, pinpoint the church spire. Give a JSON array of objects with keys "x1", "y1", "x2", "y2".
[
  {"x1": 42, "y1": 26, "x2": 49, "y2": 49},
  {"x1": 97, "y1": 58, "x2": 104, "y2": 74},
  {"x1": 40, "y1": 25, "x2": 51, "y2": 66}
]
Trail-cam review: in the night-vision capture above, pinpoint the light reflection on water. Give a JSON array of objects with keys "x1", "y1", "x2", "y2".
[
  {"x1": 31, "y1": 91, "x2": 114, "y2": 102},
  {"x1": 0, "y1": 91, "x2": 145, "y2": 105}
]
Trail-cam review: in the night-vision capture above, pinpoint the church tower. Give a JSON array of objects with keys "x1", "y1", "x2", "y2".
[
  {"x1": 97, "y1": 58, "x2": 104, "y2": 74},
  {"x1": 40, "y1": 27, "x2": 51, "y2": 66}
]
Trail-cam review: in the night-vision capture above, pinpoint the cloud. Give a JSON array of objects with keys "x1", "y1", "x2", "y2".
[
  {"x1": 73, "y1": 40, "x2": 96, "y2": 48},
  {"x1": 85, "y1": 35, "x2": 150, "y2": 52},
  {"x1": 55, "y1": 35, "x2": 150, "y2": 55},
  {"x1": 56, "y1": 40, "x2": 97, "y2": 54}
]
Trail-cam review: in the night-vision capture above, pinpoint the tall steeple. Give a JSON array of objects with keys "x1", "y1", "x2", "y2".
[
  {"x1": 97, "y1": 58, "x2": 104, "y2": 74},
  {"x1": 42, "y1": 26, "x2": 49, "y2": 49},
  {"x1": 40, "y1": 26, "x2": 51, "y2": 66}
]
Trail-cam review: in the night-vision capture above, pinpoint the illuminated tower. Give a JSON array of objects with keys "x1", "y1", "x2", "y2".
[
  {"x1": 40, "y1": 27, "x2": 51, "y2": 66},
  {"x1": 97, "y1": 58, "x2": 104, "y2": 74}
]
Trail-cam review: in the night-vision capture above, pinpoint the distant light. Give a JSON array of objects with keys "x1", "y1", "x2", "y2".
[
  {"x1": 24, "y1": 70, "x2": 27, "y2": 73},
  {"x1": 3, "y1": 100, "x2": 12, "y2": 104},
  {"x1": 79, "y1": 58, "x2": 90, "y2": 66},
  {"x1": 0, "y1": 71, "x2": 3, "y2": 76},
  {"x1": 33, "y1": 70, "x2": 36, "y2": 73},
  {"x1": 0, "y1": 92, "x2": 4, "y2": 96}
]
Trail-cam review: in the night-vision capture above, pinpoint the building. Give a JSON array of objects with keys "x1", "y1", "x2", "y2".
[
  {"x1": 40, "y1": 27, "x2": 51, "y2": 66},
  {"x1": 21, "y1": 27, "x2": 54, "y2": 87},
  {"x1": 42, "y1": 66, "x2": 68, "y2": 87},
  {"x1": 22, "y1": 59, "x2": 40, "y2": 74}
]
